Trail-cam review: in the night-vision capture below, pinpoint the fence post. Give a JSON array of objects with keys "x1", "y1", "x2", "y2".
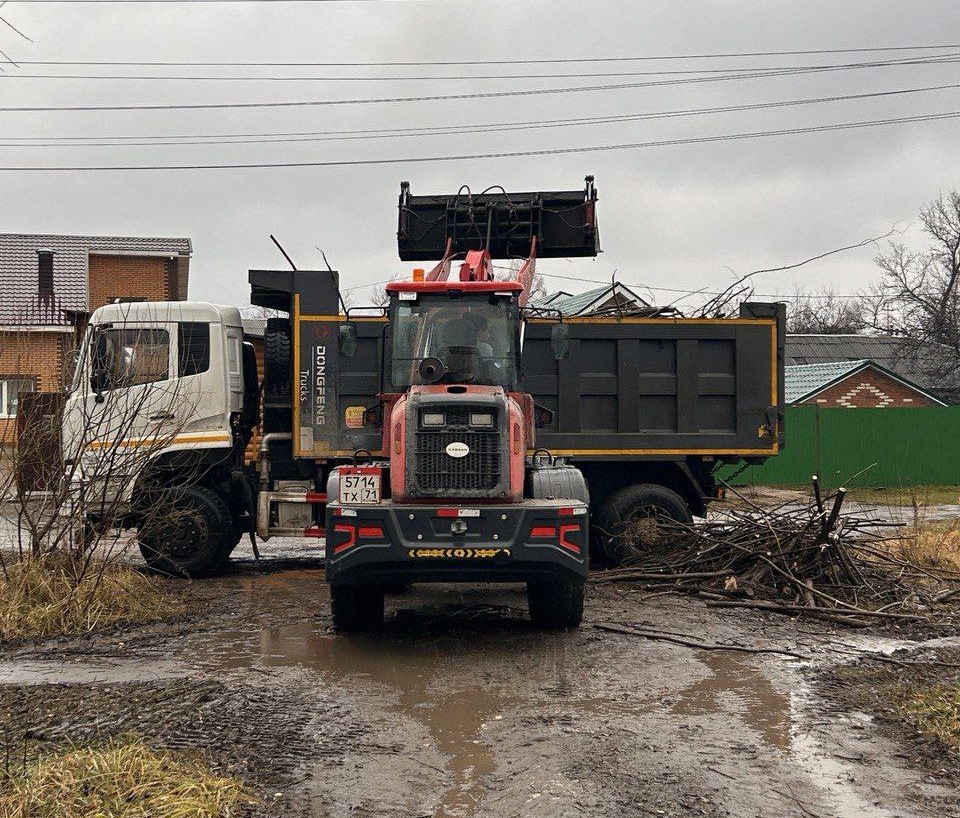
[{"x1": 814, "y1": 403, "x2": 822, "y2": 480}]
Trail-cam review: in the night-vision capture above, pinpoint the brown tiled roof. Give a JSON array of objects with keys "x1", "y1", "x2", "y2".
[{"x1": 0, "y1": 233, "x2": 192, "y2": 326}]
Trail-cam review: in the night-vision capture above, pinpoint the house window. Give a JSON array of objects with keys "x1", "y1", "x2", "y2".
[
  {"x1": 0, "y1": 377, "x2": 36, "y2": 418},
  {"x1": 37, "y1": 251, "x2": 54, "y2": 297}
]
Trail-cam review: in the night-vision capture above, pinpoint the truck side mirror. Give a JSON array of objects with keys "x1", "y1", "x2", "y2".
[
  {"x1": 551, "y1": 324, "x2": 569, "y2": 360},
  {"x1": 339, "y1": 323, "x2": 358, "y2": 358}
]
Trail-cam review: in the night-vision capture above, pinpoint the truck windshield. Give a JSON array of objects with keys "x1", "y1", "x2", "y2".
[{"x1": 391, "y1": 296, "x2": 519, "y2": 388}]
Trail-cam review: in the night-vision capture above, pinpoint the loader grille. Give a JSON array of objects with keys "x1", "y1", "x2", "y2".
[{"x1": 414, "y1": 408, "x2": 501, "y2": 494}]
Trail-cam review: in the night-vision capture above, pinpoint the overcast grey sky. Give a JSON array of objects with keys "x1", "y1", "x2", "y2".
[{"x1": 1, "y1": 0, "x2": 958, "y2": 309}]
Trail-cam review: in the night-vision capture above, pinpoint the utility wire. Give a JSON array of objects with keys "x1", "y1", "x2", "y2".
[
  {"x1": 541, "y1": 272, "x2": 883, "y2": 301},
  {"x1": 2, "y1": 82, "x2": 957, "y2": 147},
  {"x1": 1, "y1": 108, "x2": 957, "y2": 171},
  {"x1": 5, "y1": 55, "x2": 960, "y2": 80},
  {"x1": 10, "y1": 44, "x2": 960, "y2": 64},
  {"x1": 2, "y1": 55, "x2": 959, "y2": 112}
]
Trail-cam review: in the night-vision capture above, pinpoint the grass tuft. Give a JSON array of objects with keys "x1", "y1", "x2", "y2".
[
  {"x1": 0, "y1": 737, "x2": 255, "y2": 818},
  {"x1": 0, "y1": 555, "x2": 174, "y2": 641},
  {"x1": 901, "y1": 684, "x2": 960, "y2": 752},
  {"x1": 891, "y1": 520, "x2": 960, "y2": 575}
]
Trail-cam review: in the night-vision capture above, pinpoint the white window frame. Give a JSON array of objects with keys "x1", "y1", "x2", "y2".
[{"x1": 0, "y1": 377, "x2": 37, "y2": 418}]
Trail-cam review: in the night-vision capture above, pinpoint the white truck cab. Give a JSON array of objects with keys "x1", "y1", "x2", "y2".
[{"x1": 63, "y1": 301, "x2": 260, "y2": 576}]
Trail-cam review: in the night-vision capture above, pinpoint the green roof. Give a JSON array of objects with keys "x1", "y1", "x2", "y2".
[
  {"x1": 785, "y1": 360, "x2": 868, "y2": 403},
  {"x1": 785, "y1": 359, "x2": 949, "y2": 405},
  {"x1": 529, "y1": 283, "x2": 649, "y2": 316}
]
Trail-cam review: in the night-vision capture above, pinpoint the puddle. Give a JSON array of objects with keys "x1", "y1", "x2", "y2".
[
  {"x1": 671, "y1": 652, "x2": 792, "y2": 750},
  {"x1": 790, "y1": 683, "x2": 898, "y2": 818},
  {"x1": 189, "y1": 620, "x2": 530, "y2": 818},
  {"x1": 0, "y1": 658, "x2": 186, "y2": 686}
]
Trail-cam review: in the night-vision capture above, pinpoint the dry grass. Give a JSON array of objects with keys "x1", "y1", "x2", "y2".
[
  {"x1": 0, "y1": 737, "x2": 255, "y2": 817},
  {"x1": 723, "y1": 484, "x2": 960, "y2": 508},
  {"x1": 888, "y1": 520, "x2": 960, "y2": 575},
  {"x1": 900, "y1": 684, "x2": 960, "y2": 752},
  {"x1": 0, "y1": 555, "x2": 174, "y2": 641}
]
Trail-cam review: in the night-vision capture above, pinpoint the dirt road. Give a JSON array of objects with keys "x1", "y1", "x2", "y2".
[{"x1": 1, "y1": 549, "x2": 958, "y2": 817}]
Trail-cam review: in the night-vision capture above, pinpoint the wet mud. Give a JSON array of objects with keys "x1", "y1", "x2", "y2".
[{"x1": 1, "y1": 558, "x2": 957, "y2": 817}]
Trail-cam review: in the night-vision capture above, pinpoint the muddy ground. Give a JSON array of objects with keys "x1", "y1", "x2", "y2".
[{"x1": 1, "y1": 543, "x2": 959, "y2": 818}]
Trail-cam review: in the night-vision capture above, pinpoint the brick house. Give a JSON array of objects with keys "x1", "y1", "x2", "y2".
[
  {"x1": 0, "y1": 233, "x2": 192, "y2": 442},
  {"x1": 785, "y1": 333, "x2": 958, "y2": 404},
  {"x1": 530, "y1": 283, "x2": 652, "y2": 316},
  {"x1": 785, "y1": 360, "x2": 946, "y2": 408}
]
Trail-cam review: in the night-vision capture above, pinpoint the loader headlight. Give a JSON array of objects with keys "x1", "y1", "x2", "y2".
[
  {"x1": 422, "y1": 413, "x2": 445, "y2": 427},
  {"x1": 470, "y1": 413, "x2": 494, "y2": 428}
]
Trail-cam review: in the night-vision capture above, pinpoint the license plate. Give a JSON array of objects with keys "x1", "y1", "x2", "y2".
[{"x1": 338, "y1": 467, "x2": 382, "y2": 505}]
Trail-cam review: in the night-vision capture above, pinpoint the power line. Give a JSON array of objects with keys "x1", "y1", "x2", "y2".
[
  {"x1": 3, "y1": 82, "x2": 957, "y2": 147},
  {"x1": 1, "y1": 108, "x2": 956, "y2": 171},
  {"x1": 0, "y1": 0, "x2": 437, "y2": 3},
  {"x1": 541, "y1": 272, "x2": 882, "y2": 301},
  {"x1": 2, "y1": 55, "x2": 959, "y2": 112},
  {"x1": 10, "y1": 44, "x2": 960, "y2": 65},
  {"x1": 4, "y1": 55, "x2": 960, "y2": 81}
]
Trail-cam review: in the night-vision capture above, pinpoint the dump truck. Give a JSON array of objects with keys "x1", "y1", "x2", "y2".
[{"x1": 59, "y1": 177, "x2": 785, "y2": 631}]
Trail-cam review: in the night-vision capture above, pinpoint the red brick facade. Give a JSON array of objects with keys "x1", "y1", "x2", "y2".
[
  {"x1": 0, "y1": 330, "x2": 71, "y2": 444},
  {"x1": 2, "y1": 251, "x2": 180, "y2": 445},
  {"x1": 88, "y1": 254, "x2": 174, "y2": 313},
  {"x1": 797, "y1": 365, "x2": 939, "y2": 408}
]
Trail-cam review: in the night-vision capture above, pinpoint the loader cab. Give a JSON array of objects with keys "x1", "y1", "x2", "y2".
[{"x1": 386, "y1": 282, "x2": 523, "y2": 390}]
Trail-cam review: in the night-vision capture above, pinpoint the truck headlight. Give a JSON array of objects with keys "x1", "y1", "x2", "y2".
[
  {"x1": 470, "y1": 413, "x2": 494, "y2": 427},
  {"x1": 422, "y1": 413, "x2": 445, "y2": 427}
]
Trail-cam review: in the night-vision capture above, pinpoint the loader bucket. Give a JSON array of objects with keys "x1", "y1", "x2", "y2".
[{"x1": 397, "y1": 176, "x2": 600, "y2": 261}]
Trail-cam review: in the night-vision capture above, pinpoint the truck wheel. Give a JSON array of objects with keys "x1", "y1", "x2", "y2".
[
  {"x1": 330, "y1": 583, "x2": 385, "y2": 632},
  {"x1": 595, "y1": 483, "x2": 692, "y2": 567},
  {"x1": 527, "y1": 580, "x2": 584, "y2": 629},
  {"x1": 138, "y1": 485, "x2": 234, "y2": 578}
]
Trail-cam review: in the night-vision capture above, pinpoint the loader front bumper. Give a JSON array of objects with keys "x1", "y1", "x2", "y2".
[{"x1": 325, "y1": 499, "x2": 588, "y2": 585}]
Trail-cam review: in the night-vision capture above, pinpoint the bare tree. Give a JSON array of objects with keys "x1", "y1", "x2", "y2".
[
  {"x1": 868, "y1": 190, "x2": 960, "y2": 385},
  {"x1": 785, "y1": 287, "x2": 868, "y2": 334},
  {"x1": 1, "y1": 304, "x2": 208, "y2": 589},
  {"x1": 692, "y1": 230, "x2": 895, "y2": 318}
]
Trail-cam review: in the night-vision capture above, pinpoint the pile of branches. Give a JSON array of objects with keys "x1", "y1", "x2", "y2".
[{"x1": 593, "y1": 479, "x2": 960, "y2": 628}]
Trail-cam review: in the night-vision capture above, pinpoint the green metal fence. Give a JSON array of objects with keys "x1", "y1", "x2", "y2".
[{"x1": 719, "y1": 406, "x2": 960, "y2": 487}]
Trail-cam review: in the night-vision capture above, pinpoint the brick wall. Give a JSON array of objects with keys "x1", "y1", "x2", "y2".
[
  {"x1": 0, "y1": 330, "x2": 69, "y2": 444},
  {"x1": 798, "y1": 366, "x2": 939, "y2": 408},
  {"x1": 88, "y1": 254, "x2": 171, "y2": 312}
]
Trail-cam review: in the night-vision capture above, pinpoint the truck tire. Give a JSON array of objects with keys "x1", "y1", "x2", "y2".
[
  {"x1": 138, "y1": 485, "x2": 235, "y2": 578},
  {"x1": 264, "y1": 317, "x2": 292, "y2": 398},
  {"x1": 263, "y1": 317, "x2": 292, "y2": 433},
  {"x1": 330, "y1": 583, "x2": 385, "y2": 632},
  {"x1": 527, "y1": 580, "x2": 584, "y2": 629},
  {"x1": 595, "y1": 483, "x2": 692, "y2": 567}
]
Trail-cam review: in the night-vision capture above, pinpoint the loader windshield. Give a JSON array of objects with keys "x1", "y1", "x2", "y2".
[{"x1": 391, "y1": 294, "x2": 520, "y2": 388}]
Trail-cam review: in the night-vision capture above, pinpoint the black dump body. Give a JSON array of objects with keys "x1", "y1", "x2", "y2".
[
  {"x1": 523, "y1": 302, "x2": 786, "y2": 461},
  {"x1": 251, "y1": 178, "x2": 784, "y2": 469},
  {"x1": 250, "y1": 264, "x2": 785, "y2": 466},
  {"x1": 397, "y1": 177, "x2": 600, "y2": 261}
]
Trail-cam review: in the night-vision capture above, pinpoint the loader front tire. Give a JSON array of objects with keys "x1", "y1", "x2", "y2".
[
  {"x1": 527, "y1": 579, "x2": 584, "y2": 629},
  {"x1": 138, "y1": 485, "x2": 234, "y2": 578},
  {"x1": 330, "y1": 583, "x2": 385, "y2": 633}
]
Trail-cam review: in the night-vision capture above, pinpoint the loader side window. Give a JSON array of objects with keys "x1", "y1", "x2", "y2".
[
  {"x1": 178, "y1": 322, "x2": 210, "y2": 377},
  {"x1": 91, "y1": 328, "x2": 170, "y2": 391}
]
